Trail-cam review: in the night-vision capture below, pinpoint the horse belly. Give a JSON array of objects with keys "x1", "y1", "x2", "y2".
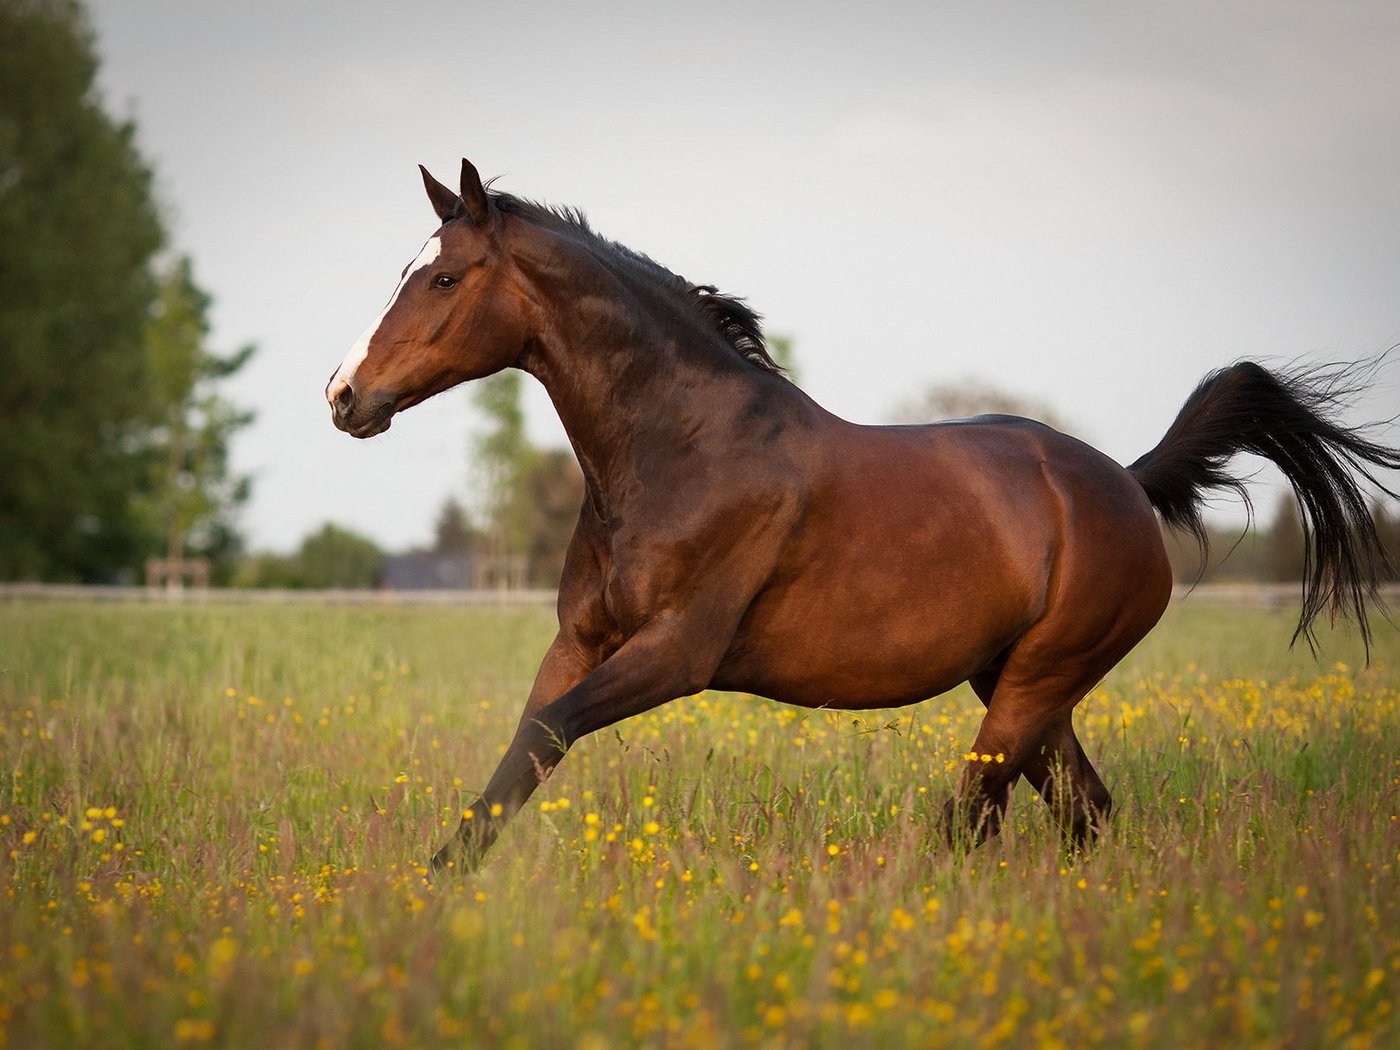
[
  {"x1": 713, "y1": 610, "x2": 1016, "y2": 710},
  {"x1": 712, "y1": 512, "x2": 1045, "y2": 709}
]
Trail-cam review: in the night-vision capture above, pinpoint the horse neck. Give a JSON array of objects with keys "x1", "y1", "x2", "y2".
[{"x1": 509, "y1": 223, "x2": 774, "y2": 512}]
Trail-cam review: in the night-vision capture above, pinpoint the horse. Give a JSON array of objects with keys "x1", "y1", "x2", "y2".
[{"x1": 325, "y1": 159, "x2": 1399, "y2": 874}]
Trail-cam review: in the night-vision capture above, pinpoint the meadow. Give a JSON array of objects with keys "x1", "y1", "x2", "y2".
[{"x1": 1, "y1": 597, "x2": 1396, "y2": 1048}]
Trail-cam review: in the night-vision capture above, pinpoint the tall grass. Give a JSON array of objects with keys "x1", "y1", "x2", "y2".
[{"x1": 1, "y1": 600, "x2": 1396, "y2": 1048}]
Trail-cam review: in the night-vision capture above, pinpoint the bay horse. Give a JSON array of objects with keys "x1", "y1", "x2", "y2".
[{"x1": 326, "y1": 159, "x2": 1399, "y2": 874}]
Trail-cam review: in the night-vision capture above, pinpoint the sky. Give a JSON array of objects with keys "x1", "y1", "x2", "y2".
[{"x1": 86, "y1": 0, "x2": 1400, "y2": 553}]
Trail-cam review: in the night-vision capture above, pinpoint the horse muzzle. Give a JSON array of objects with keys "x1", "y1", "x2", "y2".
[{"x1": 327, "y1": 380, "x2": 397, "y2": 439}]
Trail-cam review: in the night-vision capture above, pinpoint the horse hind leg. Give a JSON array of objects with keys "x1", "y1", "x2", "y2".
[
  {"x1": 942, "y1": 665, "x2": 1019, "y2": 844},
  {"x1": 960, "y1": 665, "x2": 1111, "y2": 846},
  {"x1": 948, "y1": 666, "x2": 1112, "y2": 848},
  {"x1": 946, "y1": 557, "x2": 1168, "y2": 850},
  {"x1": 1023, "y1": 717, "x2": 1112, "y2": 845}
]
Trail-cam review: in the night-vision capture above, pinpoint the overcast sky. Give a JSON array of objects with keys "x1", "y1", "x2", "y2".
[{"x1": 86, "y1": 1, "x2": 1400, "y2": 552}]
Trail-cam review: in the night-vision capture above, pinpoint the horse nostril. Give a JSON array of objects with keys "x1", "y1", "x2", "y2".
[{"x1": 331, "y1": 382, "x2": 356, "y2": 419}]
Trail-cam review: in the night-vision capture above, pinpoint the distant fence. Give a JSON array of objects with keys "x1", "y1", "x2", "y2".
[
  {"x1": 0, "y1": 584, "x2": 556, "y2": 607},
  {"x1": 2, "y1": 582, "x2": 1396, "y2": 609},
  {"x1": 1170, "y1": 582, "x2": 1400, "y2": 609}
]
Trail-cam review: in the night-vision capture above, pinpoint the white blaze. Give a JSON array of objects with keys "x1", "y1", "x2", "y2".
[{"x1": 328, "y1": 236, "x2": 442, "y2": 394}]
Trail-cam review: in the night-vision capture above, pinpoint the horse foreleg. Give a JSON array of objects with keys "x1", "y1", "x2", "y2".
[
  {"x1": 431, "y1": 633, "x2": 594, "y2": 876},
  {"x1": 430, "y1": 619, "x2": 716, "y2": 876}
]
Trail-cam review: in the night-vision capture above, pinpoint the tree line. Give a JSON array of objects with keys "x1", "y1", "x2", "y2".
[
  {"x1": 1161, "y1": 496, "x2": 1400, "y2": 587},
  {"x1": 1, "y1": 0, "x2": 253, "y2": 583}
]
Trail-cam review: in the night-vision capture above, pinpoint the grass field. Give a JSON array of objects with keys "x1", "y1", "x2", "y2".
[{"x1": 1, "y1": 598, "x2": 1396, "y2": 1048}]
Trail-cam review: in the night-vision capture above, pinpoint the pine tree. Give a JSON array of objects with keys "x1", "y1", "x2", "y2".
[
  {"x1": 0, "y1": 2, "x2": 253, "y2": 582},
  {"x1": 0, "y1": 0, "x2": 166, "y2": 579},
  {"x1": 138, "y1": 257, "x2": 255, "y2": 573}
]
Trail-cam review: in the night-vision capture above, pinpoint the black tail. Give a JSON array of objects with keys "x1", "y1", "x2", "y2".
[{"x1": 1129, "y1": 359, "x2": 1399, "y2": 654}]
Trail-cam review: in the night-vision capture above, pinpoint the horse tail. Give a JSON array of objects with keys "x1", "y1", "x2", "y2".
[{"x1": 1128, "y1": 358, "x2": 1399, "y2": 653}]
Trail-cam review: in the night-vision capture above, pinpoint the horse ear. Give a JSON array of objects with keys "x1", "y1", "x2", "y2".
[
  {"x1": 420, "y1": 165, "x2": 462, "y2": 223},
  {"x1": 459, "y1": 158, "x2": 490, "y2": 225}
]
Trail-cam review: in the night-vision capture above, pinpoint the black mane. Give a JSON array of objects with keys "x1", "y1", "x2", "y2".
[{"x1": 491, "y1": 192, "x2": 785, "y2": 377}]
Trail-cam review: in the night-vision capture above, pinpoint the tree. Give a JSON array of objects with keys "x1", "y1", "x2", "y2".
[
  {"x1": 1370, "y1": 500, "x2": 1399, "y2": 582},
  {"x1": 522, "y1": 449, "x2": 584, "y2": 586},
  {"x1": 0, "y1": 0, "x2": 166, "y2": 580},
  {"x1": 293, "y1": 524, "x2": 383, "y2": 590},
  {"x1": 228, "y1": 550, "x2": 303, "y2": 590},
  {"x1": 888, "y1": 378, "x2": 1071, "y2": 433},
  {"x1": 1263, "y1": 494, "x2": 1305, "y2": 582},
  {"x1": 471, "y1": 370, "x2": 534, "y2": 557},
  {"x1": 469, "y1": 371, "x2": 584, "y2": 585},
  {"x1": 229, "y1": 523, "x2": 383, "y2": 589},
  {"x1": 432, "y1": 497, "x2": 482, "y2": 554},
  {"x1": 138, "y1": 256, "x2": 255, "y2": 572},
  {"x1": 768, "y1": 334, "x2": 800, "y2": 385}
]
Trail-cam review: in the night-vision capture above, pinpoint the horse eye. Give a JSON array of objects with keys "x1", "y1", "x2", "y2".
[{"x1": 432, "y1": 274, "x2": 458, "y2": 290}]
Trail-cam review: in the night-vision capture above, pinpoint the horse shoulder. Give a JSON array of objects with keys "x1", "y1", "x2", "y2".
[{"x1": 554, "y1": 499, "x2": 626, "y2": 666}]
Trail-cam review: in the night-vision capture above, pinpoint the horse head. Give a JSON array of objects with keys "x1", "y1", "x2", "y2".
[{"x1": 325, "y1": 159, "x2": 530, "y2": 437}]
